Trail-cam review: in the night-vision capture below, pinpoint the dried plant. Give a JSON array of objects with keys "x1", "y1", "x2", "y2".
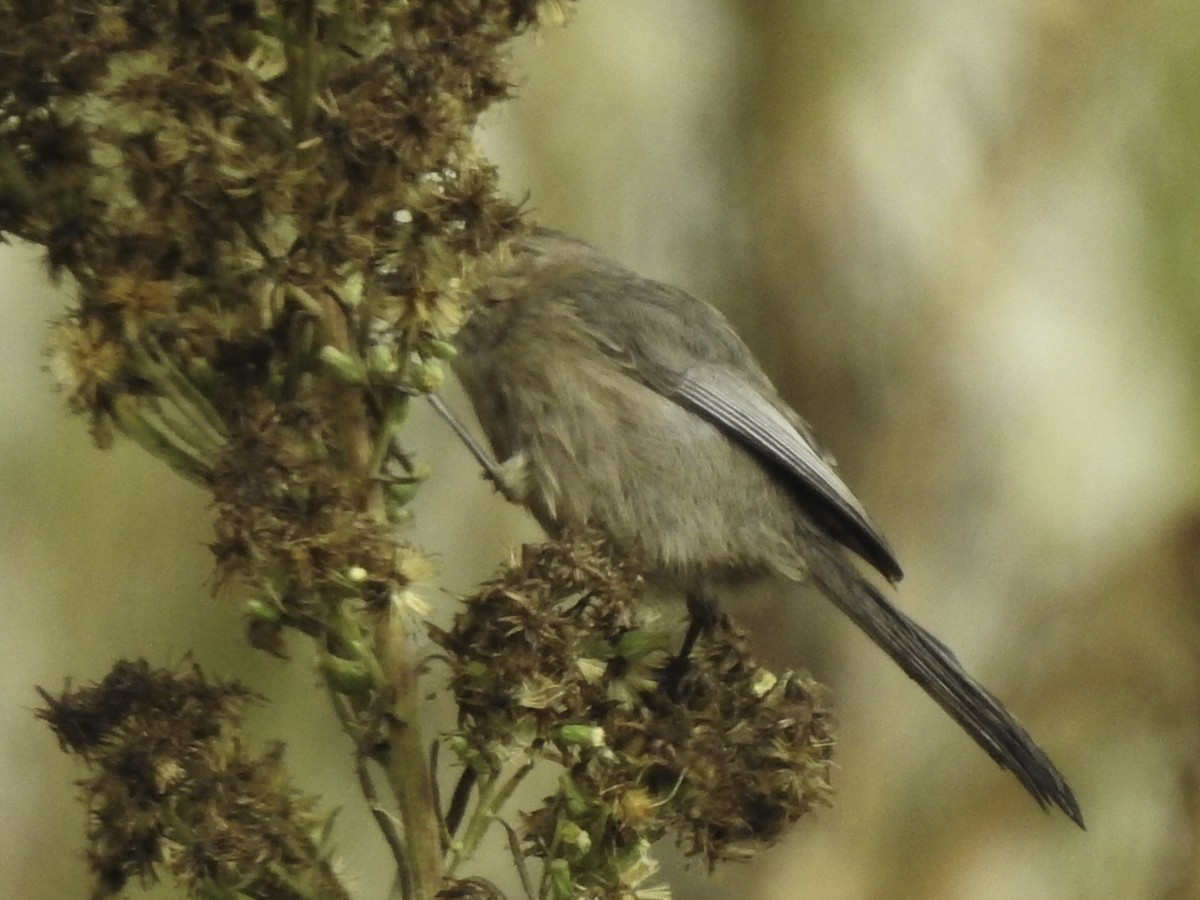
[
  {"x1": 4, "y1": 2, "x2": 835, "y2": 897},
  {"x1": 433, "y1": 534, "x2": 833, "y2": 899}
]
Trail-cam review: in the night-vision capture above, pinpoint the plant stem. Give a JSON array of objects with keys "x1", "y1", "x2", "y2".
[
  {"x1": 317, "y1": 291, "x2": 443, "y2": 898},
  {"x1": 330, "y1": 691, "x2": 410, "y2": 882},
  {"x1": 447, "y1": 758, "x2": 534, "y2": 876},
  {"x1": 375, "y1": 599, "x2": 444, "y2": 898}
]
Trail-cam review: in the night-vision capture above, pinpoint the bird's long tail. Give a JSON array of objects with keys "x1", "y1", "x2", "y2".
[{"x1": 807, "y1": 541, "x2": 1084, "y2": 827}]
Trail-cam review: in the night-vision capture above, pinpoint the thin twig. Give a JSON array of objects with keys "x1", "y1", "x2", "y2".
[
  {"x1": 445, "y1": 763, "x2": 479, "y2": 838},
  {"x1": 429, "y1": 738, "x2": 451, "y2": 854},
  {"x1": 448, "y1": 758, "x2": 534, "y2": 875},
  {"x1": 138, "y1": 332, "x2": 228, "y2": 448},
  {"x1": 500, "y1": 818, "x2": 536, "y2": 900},
  {"x1": 329, "y1": 693, "x2": 410, "y2": 883},
  {"x1": 356, "y1": 755, "x2": 410, "y2": 882}
]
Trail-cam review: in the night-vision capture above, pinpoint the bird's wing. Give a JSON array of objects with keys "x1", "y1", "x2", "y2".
[
  {"x1": 563, "y1": 268, "x2": 902, "y2": 580},
  {"x1": 663, "y1": 363, "x2": 903, "y2": 580}
]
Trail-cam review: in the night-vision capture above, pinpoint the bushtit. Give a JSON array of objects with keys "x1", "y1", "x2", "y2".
[{"x1": 447, "y1": 228, "x2": 1082, "y2": 827}]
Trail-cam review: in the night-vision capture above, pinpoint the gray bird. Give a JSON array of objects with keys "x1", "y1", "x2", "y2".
[{"x1": 447, "y1": 227, "x2": 1083, "y2": 827}]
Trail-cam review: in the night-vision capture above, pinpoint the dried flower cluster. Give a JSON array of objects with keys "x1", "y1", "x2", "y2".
[
  {"x1": 37, "y1": 659, "x2": 346, "y2": 898},
  {"x1": 0, "y1": 0, "x2": 559, "y2": 631},
  {"x1": 433, "y1": 534, "x2": 835, "y2": 898},
  {"x1": 3, "y1": 2, "x2": 577, "y2": 896},
  {"x1": 1, "y1": 0, "x2": 544, "y2": 432}
]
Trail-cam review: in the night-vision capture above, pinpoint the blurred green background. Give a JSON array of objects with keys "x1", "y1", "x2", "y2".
[{"x1": 5, "y1": 2, "x2": 1200, "y2": 897}]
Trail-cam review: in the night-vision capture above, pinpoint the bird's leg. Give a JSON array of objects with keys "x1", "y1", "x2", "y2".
[
  {"x1": 662, "y1": 590, "x2": 720, "y2": 698},
  {"x1": 680, "y1": 591, "x2": 720, "y2": 658},
  {"x1": 427, "y1": 394, "x2": 525, "y2": 504}
]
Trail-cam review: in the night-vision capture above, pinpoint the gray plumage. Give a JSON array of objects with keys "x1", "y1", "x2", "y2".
[{"x1": 450, "y1": 227, "x2": 1083, "y2": 827}]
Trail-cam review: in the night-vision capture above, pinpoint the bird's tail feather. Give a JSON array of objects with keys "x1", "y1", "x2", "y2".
[{"x1": 807, "y1": 543, "x2": 1084, "y2": 827}]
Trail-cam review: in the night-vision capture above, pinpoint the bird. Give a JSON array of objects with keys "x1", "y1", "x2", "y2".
[{"x1": 443, "y1": 226, "x2": 1083, "y2": 827}]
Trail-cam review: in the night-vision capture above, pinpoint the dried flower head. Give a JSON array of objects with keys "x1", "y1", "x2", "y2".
[
  {"x1": 37, "y1": 659, "x2": 347, "y2": 898},
  {"x1": 433, "y1": 533, "x2": 835, "y2": 896}
]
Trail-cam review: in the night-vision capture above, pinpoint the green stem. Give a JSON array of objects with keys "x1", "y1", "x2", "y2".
[
  {"x1": 136, "y1": 332, "x2": 228, "y2": 448},
  {"x1": 374, "y1": 599, "x2": 443, "y2": 898},
  {"x1": 317, "y1": 289, "x2": 443, "y2": 899},
  {"x1": 329, "y1": 691, "x2": 410, "y2": 883},
  {"x1": 447, "y1": 758, "x2": 534, "y2": 876},
  {"x1": 111, "y1": 395, "x2": 214, "y2": 483}
]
